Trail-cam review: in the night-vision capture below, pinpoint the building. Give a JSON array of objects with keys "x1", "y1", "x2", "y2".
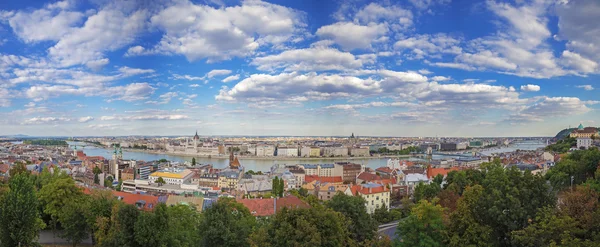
[
  {"x1": 339, "y1": 162, "x2": 363, "y2": 183},
  {"x1": 121, "y1": 168, "x2": 135, "y2": 181},
  {"x1": 300, "y1": 164, "x2": 343, "y2": 177},
  {"x1": 350, "y1": 147, "x2": 370, "y2": 157},
  {"x1": 135, "y1": 165, "x2": 151, "y2": 180},
  {"x1": 309, "y1": 147, "x2": 321, "y2": 157},
  {"x1": 577, "y1": 137, "x2": 593, "y2": 149},
  {"x1": 197, "y1": 173, "x2": 219, "y2": 188},
  {"x1": 218, "y1": 169, "x2": 242, "y2": 191},
  {"x1": 277, "y1": 146, "x2": 298, "y2": 157},
  {"x1": 238, "y1": 178, "x2": 272, "y2": 197},
  {"x1": 300, "y1": 146, "x2": 311, "y2": 157},
  {"x1": 350, "y1": 183, "x2": 390, "y2": 214},
  {"x1": 165, "y1": 195, "x2": 204, "y2": 212},
  {"x1": 419, "y1": 143, "x2": 439, "y2": 152},
  {"x1": 256, "y1": 145, "x2": 275, "y2": 157},
  {"x1": 317, "y1": 184, "x2": 351, "y2": 201},
  {"x1": 570, "y1": 124, "x2": 599, "y2": 138},
  {"x1": 149, "y1": 168, "x2": 194, "y2": 185},
  {"x1": 322, "y1": 146, "x2": 348, "y2": 157}
]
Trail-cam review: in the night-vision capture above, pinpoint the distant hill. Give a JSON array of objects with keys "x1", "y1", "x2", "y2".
[{"x1": 554, "y1": 128, "x2": 575, "y2": 139}]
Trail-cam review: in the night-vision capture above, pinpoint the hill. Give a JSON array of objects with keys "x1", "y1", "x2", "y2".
[{"x1": 554, "y1": 128, "x2": 576, "y2": 139}]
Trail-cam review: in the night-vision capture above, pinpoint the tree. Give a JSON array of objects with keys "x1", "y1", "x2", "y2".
[
  {"x1": 59, "y1": 198, "x2": 91, "y2": 247},
  {"x1": 198, "y1": 198, "x2": 256, "y2": 247},
  {"x1": 134, "y1": 204, "x2": 169, "y2": 247},
  {"x1": 167, "y1": 204, "x2": 201, "y2": 247},
  {"x1": 395, "y1": 200, "x2": 446, "y2": 247},
  {"x1": 298, "y1": 187, "x2": 309, "y2": 197},
  {"x1": 95, "y1": 203, "x2": 139, "y2": 247},
  {"x1": 249, "y1": 207, "x2": 351, "y2": 247},
  {"x1": 94, "y1": 173, "x2": 100, "y2": 184},
  {"x1": 373, "y1": 205, "x2": 402, "y2": 225},
  {"x1": 447, "y1": 185, "x2": 493, "y2": 247},
  {"x1": 0, "y1": 173, "x2": 46, "y2": 247},
  {"x1": 413, "y1": 181, "x2": 441, "y2": 202},
  {"x1": 156, "y1": 177, "x2": 166, "y2": 186},
  {"x1": 93, "y1": 166, "x2": 102, "y2": 175},
  {"x1": 38, "y1": 177, "x2": 84, "y2": 235},
  {"x1": 191, "y1": 157, "x2": 196, "y2": 166},
  {"x1": 327, "y1": 193, "x2": 377, "y2": 243},
  {"x1": 8, "y1": 162, "x2": 29, "y2": 177}
]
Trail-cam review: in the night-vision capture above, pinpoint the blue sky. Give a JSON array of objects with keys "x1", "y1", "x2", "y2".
[{"x1": 0, "y1": 0, "x2": 598, "y2": 137}]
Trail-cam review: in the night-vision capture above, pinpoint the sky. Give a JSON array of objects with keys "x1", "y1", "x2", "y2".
[{"x1": 0, "y1": 0, "x2": 599, "y2": 137}]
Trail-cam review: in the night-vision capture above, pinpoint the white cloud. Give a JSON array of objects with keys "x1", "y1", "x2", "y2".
[
  {"x1": 354, "y1": 3, "x2": 412, "y2": 31},
  {"x1": 251, "y1": 47, "x2": 363, "y2": 71},
  {"x1": 316, "y1": 22, "x2": 387, "y2": 50},
  {"x1": 78, "y1": 116, "x2": 94, "y2": 123},
  {"x1": 409, "y1": 0, "x2": 451, "y2": 11},
  {"x1": 207, "y1": 69, "x2": 232, "y2": 78},
  {"x1": 1, "y1": 1, "x2": 84, "y2": 43},
  {"x1": 100, "y1": 114, "x2": 189, "y2": 121},
  {"x1": 394, "y1": 33, "x2": 462, "y2": 59},
  {"x1": 173, "y1": 74, "x2": 204, "y2": 81},
  {"x1": 189, "y1": 84, "x2": 201, "y2": 88},
  {"x1": 576, "y1": 85, "x2": 594, "y2": 91},
  {"x1": 560, "y1": 51, "x2": 598, "y2": 73},
  {"x1": 23, "y1": 117, "x2": 71, "y2": 125},
  {"x1": 520, "y1": 84, "x2": 540, "y2": 92},
  {"x1": 222, "y1": 74, "x2": 240, "y2": 83},
  {"x1": 556, "y1": 0, "x2": 600, "y2": 62},
  {"x1": 431, "y1": 76, "x2": 450, "y2": 81},
  {"x1": 149, "y1": 0, "x2": 306, "y2": 61},
  {"x1": 507, "y1": 96, "x2": 592, "y2": 123},
  {"x1": 125, "y1": 45, "x2": 147, "y2": 57},
  {"x1": 48, "y1": 7, "x2": 148, "y2": 66},
  {"x1": 85, "y1": 58, "x2": 109, "y2": 71}
]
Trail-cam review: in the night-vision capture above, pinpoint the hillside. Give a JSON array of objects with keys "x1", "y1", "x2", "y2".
[{"x1": 554, "y1": 128, "x2": 576, "y2": 139}]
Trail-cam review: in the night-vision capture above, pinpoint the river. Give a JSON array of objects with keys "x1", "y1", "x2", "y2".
[{"x1": 67, "y1": 140, "x2": 546, "y2": 172}]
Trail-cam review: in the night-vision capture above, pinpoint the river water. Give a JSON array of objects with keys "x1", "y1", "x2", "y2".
[{"x1": 67, "y1": 140, "x2": 546, "y2": 172}]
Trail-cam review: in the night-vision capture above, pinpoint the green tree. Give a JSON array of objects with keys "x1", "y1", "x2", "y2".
[
  {"x1": 447, "y1": 185, "x2": 493, "y2": 247},
  {"x1": 373, "y1": 205, "x2": 402, "y2": 225},
  {"x1": 134, "y1": 203, "x2": 169, "y2": 247},
  {"x1": 191, "y1": 157, "x2": 196, "y2": 166},
  {"x1": 395, "y1": 200, "x2": 446, "y2": 247},
  {"x1": 167, "y1": 204, "x2": 201, "y2": 247},
  {"x1": 413, "y1": 181, "x2": 441, "y2": 202},
  {"x1": 8, "y1": 162, "x2": 29, "y2": 177},
  {"x1": 156, "y1": 177, "x2": 166, "y2": 186},
  {"x1": 38, "y1": 177, "x2": 84, "y2": 235},
  {"x1": 326, "y1": 193, "x2": 377, "y2": 243},
  {"x1": 95, "y1": 203, "x2": 139, "y2": 247},
  {"x1": 0, "y1": 173, "x2": 46, "y2": 247},
  {"x1": 249, "y1": 207, "x2": 351, "y2": 247},
  {"x1": 59, "y1": 198, "x2": 91, "y2": 247},
  {"x1": 93, "y1": 166, "x2": 102, "y2": 175},
  {"x1": 198, "y1": 198, "x2": 256, "y2": 247}
]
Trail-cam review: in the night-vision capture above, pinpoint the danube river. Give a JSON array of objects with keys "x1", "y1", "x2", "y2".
[{"x1": 67, "y1": 141, "x2": 546, "y2": 172}]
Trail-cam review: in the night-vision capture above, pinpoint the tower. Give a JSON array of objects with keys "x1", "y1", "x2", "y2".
[
  {"x1": 118, "y1": 146, "x2": 123, "y2": 159},
  {"x1": 193, "y1": 130, "x2": 200, "y2": 150},
  {"x1": 112, "y1": 144, "x2": 118, "y2": 160}
]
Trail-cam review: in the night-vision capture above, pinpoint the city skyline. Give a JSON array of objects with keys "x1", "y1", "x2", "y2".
[{"x1": 0, "y1": 0, "x2": 599, "y2": 137}]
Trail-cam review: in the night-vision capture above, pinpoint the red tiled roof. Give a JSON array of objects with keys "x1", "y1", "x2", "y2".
[
  {"x1": 305, "y1": 175, "x2": 343, "y2": 183},
  {"x1": 112, "y1": 191, "x2": 159, "y2": 211},
  {"x1": 375, "y1": 167, "x2": 393, "y2": 174},
  {"x1": 0, "y1": 163, "x2": 9, "y2": 173},
  {"x1": 276, "y1": 195, "x2": 310, "y2": 211},
  {"x1": 238, "y1": 198, "x2": 275, "y2": 216},
  {"x1": 426, "y1": 166, "x2": 460, "y2": 179},
  {"x1": 357, "y1": 172, "x2": 381, "y2": 182},
  {"x1": 350, "y1": 184, "x2": 389, "y2": 195}
]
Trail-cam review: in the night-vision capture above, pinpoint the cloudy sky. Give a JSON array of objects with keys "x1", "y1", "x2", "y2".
[{"x1": 0, "y1": 0, "x2": 598, "y2": 137}]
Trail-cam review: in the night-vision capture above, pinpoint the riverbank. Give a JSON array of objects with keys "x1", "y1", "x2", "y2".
[{"x1": 122, "y1": 148, "x2": 419, "y2": 161}]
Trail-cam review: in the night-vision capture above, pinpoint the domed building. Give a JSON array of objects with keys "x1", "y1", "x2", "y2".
[{"x1": 570, "y1": 124, "x2": 599, "y2": 138}]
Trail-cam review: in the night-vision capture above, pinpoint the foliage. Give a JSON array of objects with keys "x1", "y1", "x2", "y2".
[
  {"x1": 546, "y1": 148, "x2": 600, "y2": 191},
  {"x1": 198, "y1": 198, "x2": 256, "y2": 247},
  {"x1": 373, "y1": 205, "x2": 403, "y2": 225},
  {"x1": 545, "y1": 137, "x2": 576, "y2": 153},
  {"x1": 134, "y1": 204, "x2": 169, "y2": 247},
  {"x1": 95, "y1": 203, "x2": 139, "y2": 247},
  {"x1": 9, "y1": 162, "x2": 30, "y2": 177},
  {"x1": 38, "y1": 177, "x2": 84, "y2": 232},
  {"x1": 326, "y1": 193, "x2": 377, "y2": 243},
  {"x1": 156, "y1": 177, "x2": 166, "y2": 185},
  {"x1": 0, "y1": 173, "x2": 46, "y2": 247},
  {"x1": 166, "y1": 204, "x2": 201, "y2": 247},
  {"x1": 249, "y1": 207, "x2": 351, "y2": 247},
  {"x1": 191, "y1": 157, "x2": 196, "y2": 166},
  {"x1": 372, "y1": 146, "x2": 420, "y2": 155},
  {"x1": 447, "y1": 185, "x2": 493, "y2": 247},
  {"x1": 413, "y1": 181, "x2": 441, "y2": 202},
  {"x1": 58, "y1": 197, "x2": 91, "y2": 247},
  {"x1": 23, "y1": 139, "x2": 68, "y2": 146},
  {"x1": 395, "y1": 199, "x2": 446, "y2": 247},
  {"x1": 271, "y1": 177, "x2": 284, "y2": 197}
]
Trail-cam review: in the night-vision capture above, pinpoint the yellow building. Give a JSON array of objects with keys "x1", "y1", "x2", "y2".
[
  {"x1": 218, "y1": 170, "x2": 241, "y2": 191},
  {"x1": 310, "y1": 147, "x2": 321, "y2": 157},
  {"x1": 351, "y1": 184, "x2": 390, "y2": 214},
  {"x1": 149, "y1": 168, "x2": 193, "y2": 185},
  {"x1": 570, "y1": 124, "x2": 599, "y2": 138}
]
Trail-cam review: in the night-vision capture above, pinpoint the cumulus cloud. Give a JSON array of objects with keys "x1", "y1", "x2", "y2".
[
  {"x1": 507, "y1": 97, "x2": 593, "y2": 123},
  {"x1": 316, "y1": 22, "x2": 387, "y2": 50},
  {"x1": 520, "y1": 84, "x2": 540, "y2": 92},
  {"x1": 149, "y1": 0, "x2": 306, "y2": 62},
  {"x1": 23, "y1": 117, "x2": 71, "y2": 125},
  {"x1": 222, "y1": 74, "x2": 240, "y2": 83},
  {"x1": 206, "y1": 69, "x2": 232, "y2": 78}
]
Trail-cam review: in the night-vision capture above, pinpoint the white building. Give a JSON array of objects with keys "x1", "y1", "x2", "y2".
[
  {"x1": 542, "y1": 152, "x2": 555, "y2": 162},
  {"x1": 323, "y1": 147, "x2": 348, "y2": 157},
  {"x1": 256, "y1": 145, "x2": 275, "y2": 156},
  {"x1": 577, "y1": 137, "x2": 593, "y2": 149},
  {"x1": 350, "y1": 147, "x2": 370, "y2": 157},
  {"x1": 300, "y1": 146, "x2": 312, "y2": 157},
  {"x1": 351, "y1": 183, "x2": 390, "y2": 214},
  {"x1": 277, "y1": 146, "x2": 298, "y2": 157}
]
